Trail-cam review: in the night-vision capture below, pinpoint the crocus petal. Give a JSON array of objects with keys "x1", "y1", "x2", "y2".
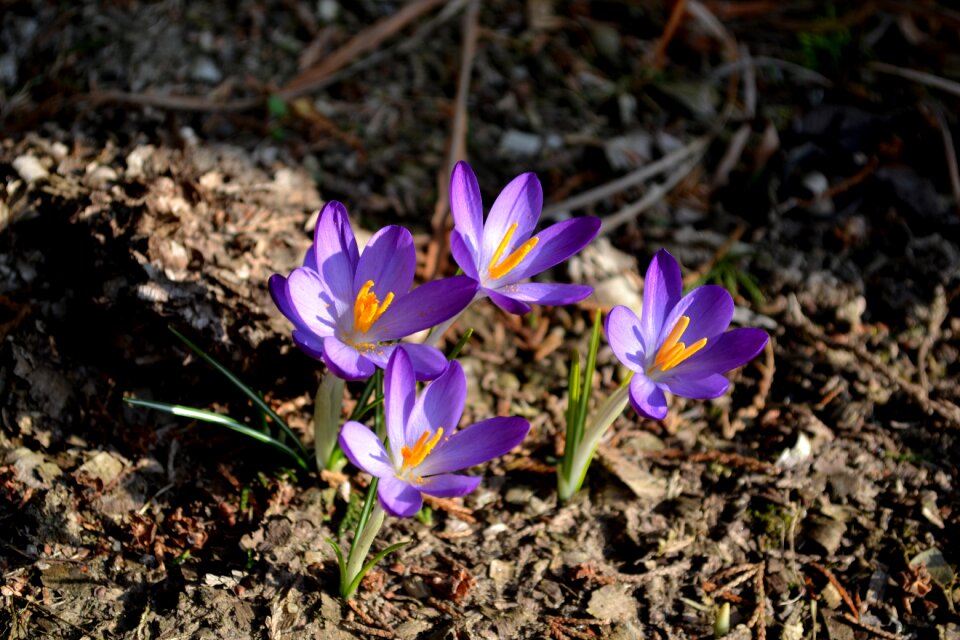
[
  {"x1": 291, "y1": 329, "x2": 325, "y2": 359},
  {"x1": 661, "y1": 373, "x2": 730, "y2": 399},
  {"x1": 668, "y1": 328, "x2": 769, "y2": 378},
  {"x1": 628, "y1": 375, "x2": 668, "y2": 421},
  {"x1": 506, "y1": 217, "x2": 601, "y2": 283},
  {"x1": 405, "y1": 360, "x2": 465, "y2": 446},
  {"x1": 449, "y1": 162, "x2": 484, "y2": 271},
  {"x1": 486, "y1": 289, "x2": 531, "y2": 315},
  {"x1": 481, "y1": 173, "x2": 542, "y2": 266},
  {"x1": 450, "y1": 230, "x2": 480, "y2": 280},
  {"x1": 377, "y1": 475, "x2": 423, "y2": 518},
  {"x1": 362, "y1": 343, "x2": 450, "y2": 382},
  {"x1": 414, "y1": 416, "x2": 529, "y2": 477},
  {"x1": 311, "y1": 202, "x2": 359, "y2": 308},
  {"x1": 368, "y1": 276, "x2": 478, "y2": 341},
  {"x1": 658, "y1": 285, "x2": 734, "y2": 346},
  {"x1": 384, "y1": 349, "x2": 416, "y2": 464},
  {"x1": 640, "y1": 249, "x2": 683, "y2": 351},
  {"x1": 354, "y1": 225, "x2": 416, "y2": 303},
  {"x1": 321, "y1": 336, "x2": 376, "y2": 381},
  {"x1": 494, "y1": 282, "x2": 593, "y2": 306},
  {"x1": 339, "y1": 421, "x2": 395, "y2": 478},
  {"x1": 284, "y1": 268, "x2": 338, "y2": 337},
  {"x1": 605, "y1": 305, "x2": 646, "y2": 372},
  {"x1": 417, "y1": 473, "x2": 482, "y2": 498}
]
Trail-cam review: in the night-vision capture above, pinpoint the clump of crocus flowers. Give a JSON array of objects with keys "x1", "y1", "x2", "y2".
[
  {"x1": 267, "y1": 165, "x2": 768, "y2": 595},
  {"x1": 269, "y1": 162, "x2": 600, "y2": 597}
]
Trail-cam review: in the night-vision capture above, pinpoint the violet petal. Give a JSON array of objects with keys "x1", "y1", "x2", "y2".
[
  {"x1": 605, "y1": 305, "x2": 646, "y2": 372},
  {"x1": 417, "y1": 473, "x2": 482, "y2": 498},
  {"x1": 285, "y1": 268, "x2": 338, "y2": 336},
  {"x1": 384, "y1": 349, "x2": 416, "y2": 464},
  {"x1": 292, "y1": 329, "x2": 326, "y2": 359},
  {"x1": 449, "y1": 162, "x2": 484, "y2": 270},
  {"x1": 495, "y1": 282, "x2": 593, "y2": 306},
  {"x1": 368, "y1": 276, "x2": 478, "y2": 342},
  {"x1": 405, "y1": 360, "x2": 464, "y2": 446},
  {"x1": 353, "y1": 225, "x2": 416, "y2": 304},
  {"x1": 628, "y1": 375, "x2": 668, "y2": 421},
  {"x1": 661, "y1": 373, "x2": 730, "y2": 399},
  {"x1": 640, "y1": 249, "x2": 683, "y2": 351},
  {"x1": 378, "y1": 475, "x2": 423, "y2": 518},
  {"x1": 450, "y1": 230, "x2": 480, "y2": 280},
  {"x1": 338, "y1": 421, "x2": 394, "y2": 478},
  {"x1": 668, "y1": 328, "x2": 769, "y2": 377},
  {"x1": 321, "y1": 336, "x2": 376, "y2": 381},
  {"x1": 657, "y1": 285, "x2": 734, "y2": 347},
  {"x1": 486, "y1": 289, "x2": 531, "y2": 315},
  {"x1": 506, "y1": 217, "x2": 601, "y2": 283},
  {"x1": 311, "y1": 202, "x2": 359, "y2": 307},
  {"x1": 481, "y1": 173, "x2": 542, "y2": 266},
  {"x1": 414, "y1": 416, "x2": 529, "y2": 477}
]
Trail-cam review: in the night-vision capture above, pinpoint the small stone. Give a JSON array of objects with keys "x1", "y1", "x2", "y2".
[
  {"x1": 12, "y1": 155, "x2": 48, "y2": 183},
  {"x1": 587, "y1": 584, "x2": 637, "y2": 623},
  {"x1": 504, "y1": 486, "x2": 534, "y2": 505},
  {"x1": 488, "y1": 559, "x2": 514, "y2": 590},
  {"x1": 191, "y1": 57, "x2": 223, "y2": 84}
]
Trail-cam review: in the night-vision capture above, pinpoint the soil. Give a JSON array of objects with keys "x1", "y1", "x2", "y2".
[{"x1": 2, "y1": 1, "x2": 960, "y2": 638}]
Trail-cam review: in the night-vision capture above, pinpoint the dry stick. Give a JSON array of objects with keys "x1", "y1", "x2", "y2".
[
  {"x1": 789, "y1": 298, "x2": 960, "y2": 429},
  {"x1": 809, "y1": 562, "x2": 859, "y2": 620},
  {"x1": 541, "y1": 135, "x2": 710, "y2": 219},
  {"x1": 426, "y1": 0, "x2": 481, "y2": 280},
  {"x1": 278, "y1": 0, "x2": 448, "y2": 100},
  {"x1": 652, "y1": 0, "x2": 689, "y2": 70},
  {"x1": 84, "y1": 90, "x2": 261, "y2": 113},
  {"x1": 598, "y1": 155, "x2": 703, "y2": 235},
  {"x1": 869, "y1": 62, "x2": 960, "y2": 99},
  {"x1": 933, "y1": 106, "x2": 960, "y2": 218},
  {"x1": 916, "y1": 285, "x2": 948, "y2": 400},
  {"x1": 840, "y1": 612, "x2": 902, "y2": 640}
]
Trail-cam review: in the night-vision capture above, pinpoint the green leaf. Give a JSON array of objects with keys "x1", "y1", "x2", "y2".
[
  {"x1": 124, "y1": 398, "x2": 309, "y2": 470},
  {"x1": 342, "y1": 540, "x2": 412, "y2": 600},
  {"x1": 267, "y1": 94, "x2": 288, "y2": 119},
  {"x1": 168, "y1": 327, "x2": 309, "y2": 460},
  {"x1": 446, "y1": 327, "x2": 474, "y2": 361},
  {"x1": 325, "y1": 537, "x2": 348, "y2": 591}
]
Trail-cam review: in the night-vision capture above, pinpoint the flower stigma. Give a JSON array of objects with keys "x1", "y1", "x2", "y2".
[
  {"x1": 488, "y1": 223, "x2": 539, "y2": 280},
  {"x1": 400, "y1": 427, "x2": 444, "y2": 473},
  {"x1": 648, "y1": 315, "x2": 707, "y2": 374},
  {"x1": 353, "y1": 280, "x2": 394, "y2": 334}
]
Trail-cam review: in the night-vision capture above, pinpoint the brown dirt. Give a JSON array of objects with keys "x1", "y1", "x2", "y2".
[{"x1": 2, "y1": 1, "x2": 959, "y2": 638}]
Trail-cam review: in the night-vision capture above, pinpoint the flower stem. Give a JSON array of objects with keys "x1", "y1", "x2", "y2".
[
  {"x1": 341, "y1": 498, "x2": 385, "y2": 599},
  {"x1": 557, "y1": 384, "x2": 630, "y2": 502}
]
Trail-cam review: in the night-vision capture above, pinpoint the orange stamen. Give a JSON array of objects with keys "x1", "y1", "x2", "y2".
[
  {"x1": 353, "y1": 280, "x2": 394, "y2": 334},
  {"x1": 648, "y1": 315, "x2": 708, "y2": 373},
  {"x1": 488, "y1": 223, "x2": 539, "y2": 280},
  {"x1": 400, "y1": 427, "x2": 444, "y2": 471}
]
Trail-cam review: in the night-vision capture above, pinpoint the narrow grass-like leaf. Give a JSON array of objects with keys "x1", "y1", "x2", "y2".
[
  {"x1": 560, "y1": 350, "x2": 581, "y2": 480},
  {"x1": 325, "y1": 537, "x2": 348, "y2": 592},
  {"x1": 342, "y1": 540, "x2": 411, "y2": 600},
  {"x1": 446, "y1": 328, "x2": 474, "y2": 361},
  {"x1": 575, "y1": 309, "x2": 604, "y2": 442},
  {"x1": 168, "y1": 327, "x2": 309, "y2": 460},
  {"x1": 125, "y1": 398, "x2": 309, "y2": 470}
]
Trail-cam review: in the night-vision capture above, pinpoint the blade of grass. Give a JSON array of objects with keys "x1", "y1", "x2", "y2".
[
  {"x1": 446, "y1": 327, "x2": 474, "y2": 360},
  {"x1": 125, "y1": 398, "x2": 309, "y2": 470},
  {"x1": 168, "y1": 326, "x2": 309, "y2": 459}
]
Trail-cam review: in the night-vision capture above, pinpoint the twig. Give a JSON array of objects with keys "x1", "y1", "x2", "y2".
[
  {"x1": 598, "y1": 155, "x2": 703, "y2": 235},
  {"x1": 423, "y1": 494, "x2": 477, "y2": 523},
  {"x1": 932, "y1": 106, "x2": 960, "y2": 218},
  {"x1": 542, "y1": 136, "x2": 710, "y2": 219},
  {"x1": 869, "y1": 62, "x2": 960, "y2": 99},
  {"x1": 278, "y1": 0, "x2": 448, "y2": 100},
  {"x1": 652, "y1": 0, "x2": 689, "y2": 70},
  {"x1": 426, "y1": 0, "x2": 481, "y2": 280},
  {"x1": 85, "y1": 90, "x2": 260, "y2": 113},
  {"x1": 709, "y1": 56, "x2": 832, "y2": 87},
  {"x1": 918, "y1": 286, "x2": 949, "y2": 401},
  {"x1": 840, "y1": 612, "x2": 902, "y2": 639},
  {"x1": 809, "y1": 562, "x2": 858, "y2": 619},
  {"x1": 787, "y1": 296, "x2": 960, "y2": 429}
]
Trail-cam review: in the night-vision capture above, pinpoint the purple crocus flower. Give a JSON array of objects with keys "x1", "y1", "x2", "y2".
[
  {"x1": 270, "y1": 201, "x2": 477, "y2": 381},
  {"x1": 338, "y1": 349, "x2": 529, "y2": 517},
  {"x1": 605, "y1": 249, "x2": 769, "y2": 421},
  {"x1": 448, "y1": 161, "x2": 601, "y2": 315}
]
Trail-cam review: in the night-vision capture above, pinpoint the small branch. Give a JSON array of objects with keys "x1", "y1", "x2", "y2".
[{"x1": 869, "y1": 62, "x2": 960, "y2": 99}]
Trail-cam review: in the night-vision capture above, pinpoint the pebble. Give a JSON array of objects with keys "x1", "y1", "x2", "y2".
[{"x1": 12, "y1": 154, "x2": 48, "y2": 183}]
